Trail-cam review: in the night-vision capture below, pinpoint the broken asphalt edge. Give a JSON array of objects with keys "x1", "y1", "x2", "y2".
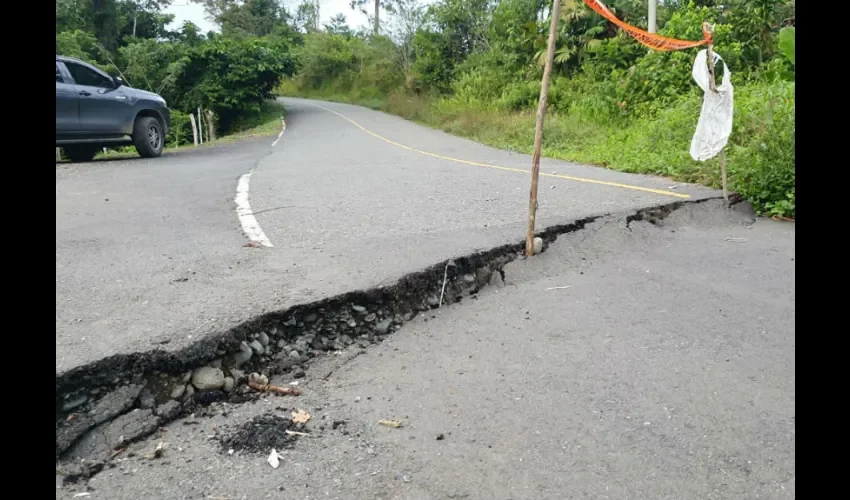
[{"x1": 55, "y1": 195, "x2": 736, "y2": 460}]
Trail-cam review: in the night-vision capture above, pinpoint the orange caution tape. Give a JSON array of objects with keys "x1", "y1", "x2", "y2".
[{"x1": 583, "y1": 0, "x2": 708, "y2": 51}]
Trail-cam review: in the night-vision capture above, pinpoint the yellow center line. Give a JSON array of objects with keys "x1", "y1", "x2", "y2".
[{"x1": 309, "y1": 102, "x2": 690, "y2": 199}]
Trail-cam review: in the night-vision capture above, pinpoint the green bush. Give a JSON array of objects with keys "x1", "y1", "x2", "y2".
[
  {"x1": 166, "y1": 110, "x2": 193, "y2": 148},
  {"x1": 173, "y1": 36, "x2": 296, "y2": 132}
]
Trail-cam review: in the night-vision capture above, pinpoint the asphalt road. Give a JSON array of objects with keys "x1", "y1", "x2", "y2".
[
  {"x1": 56, "y1": 97, "x2": 720, "y2": 373},
  {"x1": 59, "y1": 200, "x2": 795, "y2": 499}
]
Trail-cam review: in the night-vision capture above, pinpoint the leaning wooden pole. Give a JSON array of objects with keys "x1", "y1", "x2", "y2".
[
  {"x1": 526, "y1": 0, "x2": 562, "y2": 257},
  {"x1": 703, "y1": 23, "x2": 729, "y2": 205}
]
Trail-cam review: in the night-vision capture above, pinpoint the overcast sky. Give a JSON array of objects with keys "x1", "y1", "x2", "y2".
[{"x1": 165, "y1": 1, "x2": 435, "y2": 34}]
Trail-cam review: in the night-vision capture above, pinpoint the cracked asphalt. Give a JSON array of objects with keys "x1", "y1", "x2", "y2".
[
  {"x1": 55, "y1": 98, "x2": 720, "y2": 374},
  {"x1": 58, "y1": 200, "x2": 795, "y2": 500}
]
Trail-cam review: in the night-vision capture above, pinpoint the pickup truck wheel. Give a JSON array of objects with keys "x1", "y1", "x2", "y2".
[
  {"x1": 133, "y1": 116, "x2": 164, "y2": 158},
  {"x1": 63, "y1": 145, "x2": 98, "y2": 163}
]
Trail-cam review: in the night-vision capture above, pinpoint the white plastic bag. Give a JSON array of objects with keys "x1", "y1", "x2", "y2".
[{"x1": 690, "y1": 49, "x2": 733, "y2": 161}]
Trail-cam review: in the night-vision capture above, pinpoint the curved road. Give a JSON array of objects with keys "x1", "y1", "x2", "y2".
[{"x1": 55, "y1": 97, "x2": 720, "y2": 373}]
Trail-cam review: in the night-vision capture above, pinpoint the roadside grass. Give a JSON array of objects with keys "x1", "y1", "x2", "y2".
[
  {"x1": 281, "y1": 81, "x2": 794, "y2": 218},
  {"x1": 57, "y1": 100, "x2": 286, "y2": 162}
]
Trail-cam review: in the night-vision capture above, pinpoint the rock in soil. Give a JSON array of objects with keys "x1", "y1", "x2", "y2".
[
  {"x1": 376, "y1": 318, "x2": 392, "y2": 335},
  {"x1": 258, "y1": 331, "x2": 270, "y2": 347},
  {"x1": 170, "y1": 384, "x2": 187, "y2": 400},
  {"x1": 231, "y1": 341, "x2": 253, "y2": 366},
  {"x1": 191, "y1": 366, "x2": 225, "y2": 391}
]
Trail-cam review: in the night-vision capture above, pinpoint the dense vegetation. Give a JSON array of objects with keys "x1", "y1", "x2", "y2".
[
  {"x1": 281, "y1": 0, "x2": 795, "y2": 217},
  {"x1": 56, "y1": 0, "x2": 299, "y2": 146}
]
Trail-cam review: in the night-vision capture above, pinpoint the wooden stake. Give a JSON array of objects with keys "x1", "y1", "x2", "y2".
[
  {"x1": 526, "y1": 0, "x2": 562, "y2": 257},
  {"x1": 205, "y1": 110, "x2": 216, "y2": 141},
  {"x1": 197, "y1": 107, "x2": 204, "y2": 144},
  {"x1": 189, "y1": 113, "x2": 198, "y2": 146},
  {"x1": 703, "y1": 26, "x2": 729, "y2": 205},
  {"x1": 719, "y1": 150, "x2": 728, "y2": 203}
]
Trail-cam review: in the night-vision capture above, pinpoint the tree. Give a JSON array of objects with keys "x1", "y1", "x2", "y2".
[
  {"x1": 173, "y1": 36, "x2": 296, "y2": 130},
  {"x1": 324, "y1": 14, "x2": 353, "y2": 38},
  {"x1": 350, "y1": 0, "x2": 399, "y2": 35},
  {"x1": 385, "y1": 0, "x2": 425, "y2": 85},
  {"x1": 218, "y1": 0, "x2": 287, "y2": 37},
  {"x1": 119, "y1": 1, "x2": 175, "y2": 41},
  {"x1": 293, "y1": 0, "x2": 319, "y2": 33}
]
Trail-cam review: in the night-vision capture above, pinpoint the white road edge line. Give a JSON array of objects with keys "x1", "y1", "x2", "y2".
[
  {"x1": 271, "y1": 118, "x2": 286, "y2": 147},
  {"x1": 234, "y1": 117, "x2": 286, "y2": 248},
  {"x1": 235, "y1": 172, "x2": 273, "y2": 248}
]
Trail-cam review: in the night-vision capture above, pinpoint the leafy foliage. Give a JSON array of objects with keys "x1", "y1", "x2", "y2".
[{"x1": 778, "y1": 26, "x2": 794, "y2": 66}]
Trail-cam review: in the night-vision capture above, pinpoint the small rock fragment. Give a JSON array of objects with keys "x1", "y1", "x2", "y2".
[
  {"x1": 258, "y1": 331, "x2": 270, "y2": 347},
  {"x1": 155, "y1": 401, "x2": 181, "y2": 420},
  {"x1": 170, "y1": 384, "x2": 187, "y2": 400},
  {"x1": 249, "y1": 340, "x2": 265, "y2": 355},
  {"x1": 143, "y1": 440, "x2": 166, "y2": 460},
  {"x1": 62, "y1": 395, "x2": 88, "y2": 412},
  {"x1": 231, "y1": 342, "x2": 253, "y2": 366},
  {"x1": 229, "y1": 368, "x2": 246, "y2": 382},
  {"x1": 532, "y1": 237, "x2": 543, "y2": 255},
  {"x1": 375, "y1": 319, "x2": 392, "y2": 335},
  {"x1": 138, "y1": 388, "x2": 155, "y2": 409},
  {"x1": 222, "y1": 377, "x2": 235, "y2": 393}
]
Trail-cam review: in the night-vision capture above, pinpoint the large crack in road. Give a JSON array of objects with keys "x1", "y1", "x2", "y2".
[
  {"x1": 57, "y1": 200, "x2": 794, "y2": 499},
  {"x1": 56, "y1": 199, "x2": 726, "y2": 459}
]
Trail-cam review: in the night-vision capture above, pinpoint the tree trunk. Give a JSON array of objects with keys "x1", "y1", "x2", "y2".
[{"x1": 374, "y1": 0, "x2": 380, "y2": 35}]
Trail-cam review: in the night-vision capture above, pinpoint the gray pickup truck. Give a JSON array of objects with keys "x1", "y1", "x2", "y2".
[{"x1": 56, "y1": 55, "x2": 171, "y2": 162}]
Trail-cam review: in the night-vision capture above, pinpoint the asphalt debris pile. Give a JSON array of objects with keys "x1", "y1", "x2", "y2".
[{"x1": 220, "y1": 413, "x2": 304, "y2": 454}]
